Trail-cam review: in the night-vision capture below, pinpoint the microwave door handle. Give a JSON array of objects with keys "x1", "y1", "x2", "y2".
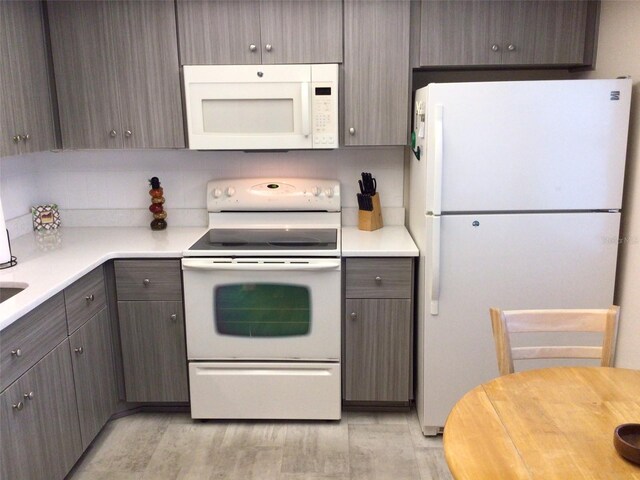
[{"x1": 301, "y1": 82, "x2": 311, "y2": 137}]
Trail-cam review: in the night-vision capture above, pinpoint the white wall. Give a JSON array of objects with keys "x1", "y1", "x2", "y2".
[
  {"x1": 578, "y1": 1, "x2": 640, "y2": 368},
  {"x1": 0, "y1": 147, "x2": 404, "y2": 228}
]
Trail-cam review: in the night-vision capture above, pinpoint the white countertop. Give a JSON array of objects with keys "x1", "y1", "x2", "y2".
[
  {"x1": 0, "y1": 227, "x2": 206, "y2": 330},
  {"x1": 341, "y1": 226, "x2": 418, "y2": 257},
  {"x1": 1, "y1": 225, "x2": 418, "y2": 330}
]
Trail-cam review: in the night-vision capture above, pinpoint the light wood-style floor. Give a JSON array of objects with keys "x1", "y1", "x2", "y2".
[{"x1": 67, "y1": 410, "x2": 452, "y2": 480}]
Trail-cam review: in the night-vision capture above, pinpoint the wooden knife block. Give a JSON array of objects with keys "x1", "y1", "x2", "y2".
[{"x1": 358, "y1": 193, "x2": 383, "y2": 231}]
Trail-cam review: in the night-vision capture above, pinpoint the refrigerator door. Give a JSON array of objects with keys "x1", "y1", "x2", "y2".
[
  {"x1": 416, "y1": 211, "x2": 620, "y2": 431},
  {"x1": 421, "y1": 79, "x2": 631, "y2": 213}
]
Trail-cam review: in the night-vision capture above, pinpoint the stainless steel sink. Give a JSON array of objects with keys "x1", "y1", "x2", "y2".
[{"x1": 0, "y1": 283, "x2": 28, "y2": 303}]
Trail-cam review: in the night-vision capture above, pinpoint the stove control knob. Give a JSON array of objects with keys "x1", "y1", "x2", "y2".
[
  {"x1": 311, "y1": 186, "x2": 321, "y2": 197},
  {"x1": 324, "y1": 188, "x2": 334, "y2": 198},
  {"x1": 225, "y1": 187, "x2": 236, "y2": 197},
  {"x1": 212, "y1": 188, "x2": 223, "y2": 199}
]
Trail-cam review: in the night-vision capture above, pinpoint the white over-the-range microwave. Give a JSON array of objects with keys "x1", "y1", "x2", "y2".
[{"x1": 183, "y1": 64, "x2": 338, "y2": 150}]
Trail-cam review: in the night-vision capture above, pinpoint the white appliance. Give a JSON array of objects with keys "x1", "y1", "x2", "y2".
[
  {"x1": 408, "y1": 79, "x2": 632, "y2": 435},
  {"x1": 182, "y1": 178, "x2": 341, "y2": 420},
  {"x1": 183, "y1": 64, "x2": 338, "y2": 150}
]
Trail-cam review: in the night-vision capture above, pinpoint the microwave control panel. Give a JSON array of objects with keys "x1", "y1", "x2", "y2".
[{"x1": 311, "y1": 69, "x2": 338, "y2": 149}]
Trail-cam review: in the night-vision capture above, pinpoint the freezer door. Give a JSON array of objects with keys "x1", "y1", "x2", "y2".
[
  {"x1": 422, "y1": 79, "x2": 631, "y2": 213},
  {"x1": 418, "y1": 212, "x2": 620, "y2": 430}
]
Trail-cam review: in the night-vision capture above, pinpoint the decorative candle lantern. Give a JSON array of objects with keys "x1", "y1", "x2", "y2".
[{"x1": 148, "y1": 177, "x2": 167, "y2": 230}]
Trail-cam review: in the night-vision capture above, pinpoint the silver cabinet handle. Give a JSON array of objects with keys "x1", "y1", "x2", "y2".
[
  {"x1": 85, "y1": 294, "x2": 95, "y2": 302},
  {"x1": 349, "y1": 127, "x2": 355, "y2": 135},
  {"x1": 265, "y1": 44, "x2": 272, "y2": 52},
  {"x1": 507, "y1": 44, "x2": 516, "y2": 51},
  {"x1": 74, "y1": 347, "x2": 84, "y2": 354},
  {"x1": 11, "y1": 349, "x2": 22, "y2": 357},
  {"x1": 109, "y1": 129, "x2": 118, "y2": 137},
  {"x1": 124, "y1": 130, "x2": 132, "y2": 138},
  {"x1": 12, "y1": 401, "x2": 24, "y2": 411},
  {"x1": 350, "y1": 312, "x2": 357, "y2": 320},
  {"x1": 491, "y1": 44, "x2": 500, "y2": 52},
  {"x1": 22, "y1": 133, "x2": 30, "y2": 141},
  {"x1": 375, "y1": 276, "x2": 382, "y2": 283},
  {"x1": 23, "y1": 392, "x2": 34, "y2": 400},
  {"x1": 12, "y1": 134, "x2": 22, "y2": 143},
  {"x1": 170, "y1": 313, "x2": 177, "y2": 322},
  {"x1": 249, "y1": 44, "x2": 257, "y2": 52},
  {"x1": 143, "y1": 278, "x2": 150, "y2": 287}
]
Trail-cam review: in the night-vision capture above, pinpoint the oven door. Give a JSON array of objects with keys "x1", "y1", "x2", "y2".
[{"x1": 182, "y1": 257, "x2": 341, "y2": 361}]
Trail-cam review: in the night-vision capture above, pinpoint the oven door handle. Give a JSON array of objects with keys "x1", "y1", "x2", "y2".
[{"x1": 182, "y1": 259, "x2": 341, "y2": 271}]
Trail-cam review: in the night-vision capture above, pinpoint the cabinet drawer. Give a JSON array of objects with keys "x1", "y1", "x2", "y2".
[
  {"x1": 0, "y1": 293, "x2": 67, "y2": 392},
  {"x1": 345, "y1": 258, "x2": 413, "y2": 299},
  {"x1": 64, "y1": 266, "x2": 107, "y2": 334},
  {"x1": 114, "y1": 259, "x2": 182, "y2": 301}
]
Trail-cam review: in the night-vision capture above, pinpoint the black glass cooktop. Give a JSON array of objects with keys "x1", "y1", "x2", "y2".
[{"x1": 188, "y1": 228, "x2": 338, "y2": 251}]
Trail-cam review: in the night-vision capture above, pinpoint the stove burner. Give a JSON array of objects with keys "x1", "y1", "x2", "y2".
[{"x1": 187, "y1": 228, "x2": 337, "y2": 253}]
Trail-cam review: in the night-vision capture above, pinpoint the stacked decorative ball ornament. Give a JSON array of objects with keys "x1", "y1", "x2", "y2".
[{"x1": 148, "y1": 177, "x2": 167, "y2": 230}]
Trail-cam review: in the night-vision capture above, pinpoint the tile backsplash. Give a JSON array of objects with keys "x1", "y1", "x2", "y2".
[{"x1": 0, "y1": 147, "x2": 404, "y2": 233}]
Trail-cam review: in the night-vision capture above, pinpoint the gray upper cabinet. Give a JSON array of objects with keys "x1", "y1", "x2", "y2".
[
  {"x1": 0, "y1": 340, "x2": 82, "y2": 480},
  {"x1": 418, "y1": 0, "x2": 593, "y2": 68},
  {"x1": 48, "y1": 0, "x2": 184, "y2": 149},
  {"x1": 69, "y1": 308, "x2": 118, "y2": 450},
  {"x1": 0, "y1": 1, "x2": 56, "y2": 157},
  {"x1": 176, "y1": 0, "x2": 342, "y2": 65},
  {"x1": 344, "y1": 0, "x2": 410, "y2": 146}
]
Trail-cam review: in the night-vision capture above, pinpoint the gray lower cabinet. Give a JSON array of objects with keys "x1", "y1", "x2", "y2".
[
  {"x1": 48, "y1": 0, "x2": 184, "y2": 149},
  {"x1": 114, "y1": 258, "x2": 188, "y2": 403},
  {"x1": 0, "y1": 340, "x2": 83, "y2": 480},
  {"x1": 343, "y1": 257, "x2": 414, "y2": 404},
  {"x1": 344, "y1": 0, "x2": 410, "y2": 146},
  {"x1": 418, "y1": 0, "x2": 596, "y2": 67},
  {"x1": 118, "y1": 301, "x2": 189, "y2": 402},
  {"x1": 0, "y1": 0, "x2": 56, "y2": 157},
  {"x1": 69, "y1": 308, "x2": 118, "y2": 449},
  {"x1": 176, "y1": 0, "x2": 342, "y2": 65}
]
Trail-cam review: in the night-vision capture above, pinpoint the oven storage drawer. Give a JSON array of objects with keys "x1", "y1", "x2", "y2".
[{"x1": 189, "y1": 362, "x2": 341, "y2": 420}]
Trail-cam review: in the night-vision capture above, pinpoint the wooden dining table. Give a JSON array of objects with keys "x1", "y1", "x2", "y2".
[{"x1": 443, "y1": 367, "x2": 640, "y2": 479}]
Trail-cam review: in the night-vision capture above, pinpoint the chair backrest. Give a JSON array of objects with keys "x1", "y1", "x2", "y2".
[{"x1": 489, "y1": 306, "x2": 620, "y2": 376}]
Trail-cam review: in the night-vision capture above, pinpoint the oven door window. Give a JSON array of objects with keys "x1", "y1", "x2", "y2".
[{"x1": 215, "y1": 284, "x2": 310, "y2": 337}]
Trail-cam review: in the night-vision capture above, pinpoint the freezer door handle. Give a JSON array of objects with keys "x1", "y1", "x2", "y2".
[
  {"x1": 432, "y1": 105, "x2": 444, "y2": 215},
  {"x1": 430, "y1": 216, "x2": 441, "y2": 315}
]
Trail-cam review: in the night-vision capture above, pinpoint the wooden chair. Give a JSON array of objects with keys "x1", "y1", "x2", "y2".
[{"x1": 489, "y1": 306, "x2": 620, "y2": 376}]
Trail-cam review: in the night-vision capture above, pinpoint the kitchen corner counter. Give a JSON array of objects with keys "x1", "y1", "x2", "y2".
[
  {"x1": 341, "y1": 226, "x2": 418, "y2": 257},
  {"x1": 0, "y1": 227, "x2": 206, "y2": 330}
]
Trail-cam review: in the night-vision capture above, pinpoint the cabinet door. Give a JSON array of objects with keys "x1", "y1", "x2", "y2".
[
  {"x1": 344, "y1": 299, "x2": 411, "y2": 402},
  {"x1": 419, "y1": 0, "x2": 501, "y2": 67},
  {"x1": 0, "y1": 1, "x2": 55, "y2": 156},
  {"x1": 48, "y1": 0, "x2": 122, "y2": 149},
  {"x1": 177, "y1": 0, "x2": 261, "y2": 65},
  {"x1": 112, "y1": 0, "x2": 185, "y2": 148},
  {"x1": 512, "y1": 0, "x2": 588, "y2": 65},
  {"x1": 69, "y1": 308, "x2": 118, "y2": 450},
  {"x1": 260, "y1": 0, "x2": 343, "y2": 64},
  {"x1": 118, "y1": 301, "x2": 189, "y2": 402},
  {"x1": 344, "y1": 0, "x2": 409, "y2": 146},
  {"x1": 0, "y1": 340, "x2": 82, "y2": 480}
]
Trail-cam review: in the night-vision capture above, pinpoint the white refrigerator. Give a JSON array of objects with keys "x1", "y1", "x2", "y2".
[{"x1": 407, "y1": 79, "x2": 632, "y2": 435}]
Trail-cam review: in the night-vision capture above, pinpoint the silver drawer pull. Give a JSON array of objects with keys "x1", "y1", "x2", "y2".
[
  {"x1": 11, "y1": 349, "x2": 22, "y2": 357},
  {"x1": 74, "y1": 347, "x2": 84, "y2": 355},
  {"x1": 375, "y1": 276, "x2": 382, "y2": 283},
  {"x1": 170, "y1": 314, "x2": 177, "y2": 322},
  {"x1": 12, "y1": 401, "x2": 24, "y2": 411},
  {"x1": 143, "y1": 278, "x2": 150, "y2": 287},
  {"x1": 350, "y1": 312, "x2": 357, "y2": 320},
  {"x1": 23, "y1": 392, "x2": 34, "y2": 400},
  {"x1": 85, "y1": 294, "x2": 95, "y2": 302}
]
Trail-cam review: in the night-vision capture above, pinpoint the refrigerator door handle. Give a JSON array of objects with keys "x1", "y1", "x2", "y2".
[
  {"x1": 432, "y1": 105, "x2": 444, "y2": 215},
  {"x1": 430, "y1": 216, "x2": 441, "y2": 315}
]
